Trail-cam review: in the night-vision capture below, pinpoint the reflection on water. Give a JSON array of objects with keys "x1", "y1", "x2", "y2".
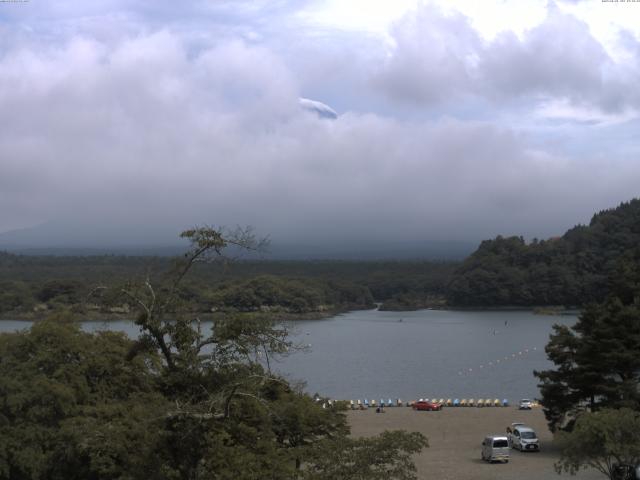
[{"x1": 0, "y1": 309, "x2": 577, "y2": 402}]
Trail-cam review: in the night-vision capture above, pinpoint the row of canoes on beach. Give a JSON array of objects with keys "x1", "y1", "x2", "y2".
[
  {"x1": 440, "y1": 398, "x2": 510, "y2": 407},
  {"x1": 336, "y1": 398, "x2": 512, "y2": 408}
]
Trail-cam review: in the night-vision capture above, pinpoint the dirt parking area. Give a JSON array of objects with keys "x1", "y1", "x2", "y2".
[{"x1": 347, "y1": 406, "x2": 602, "y2": 480}]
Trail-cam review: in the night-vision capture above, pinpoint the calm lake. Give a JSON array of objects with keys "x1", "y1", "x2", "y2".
[{"x1": 1, "y1": 309, "x2": 577, "y2": 403}]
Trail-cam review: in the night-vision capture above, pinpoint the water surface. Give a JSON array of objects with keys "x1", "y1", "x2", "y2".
[
  {"x1": 0, "y1": 309, "x2": 576, "y2": 403},
  {"x1": 277, "y1": 309, "x2": 576, "y2": 402}
]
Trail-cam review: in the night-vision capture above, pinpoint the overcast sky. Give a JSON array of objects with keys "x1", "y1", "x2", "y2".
[{"x1": 1, "y1": 0, "x2": 639, "y2": 253}]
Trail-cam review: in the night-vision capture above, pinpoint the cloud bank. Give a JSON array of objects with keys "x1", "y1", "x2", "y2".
[
  {"x1": 0, "y1": 2, "x2": 639, "y2": 254},
  {"x1": 376, "y1": 4, "x2": 640, "y2": 114}
]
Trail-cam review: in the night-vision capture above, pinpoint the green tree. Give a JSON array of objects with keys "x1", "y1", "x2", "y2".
[
  {"x1": 303, "y1": 430, "x2": 428, "y2": 480},
  {"x1": 118, "y1": 225, "x2": 427, "y2": 477},
  {"x1": 0, "y1": 315, "x2": 168, "y2": 480},
  {"x1": 535, "y1": 297, "x2": 640, "y2": 432},
  {"x1": 556, "y1": 408, "x2": 640, "y2": 479}
]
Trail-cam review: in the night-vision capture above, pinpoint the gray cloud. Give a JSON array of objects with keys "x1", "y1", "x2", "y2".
[
  {"x1": 0, "y1": 4, "x2": 639, "y2": 254},
  {"x1": 1, "y1": 32, "x2": 638, "y2": 249}
]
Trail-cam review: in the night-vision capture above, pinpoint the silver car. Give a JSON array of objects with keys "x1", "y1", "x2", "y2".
[
  {"x1": 518, "y1": 399, "x2": 533, "y2": 410},
  {"x1": 509, "y1": 425, "x2": 540, "y2": 452},
  {"x1": 481, "y1": 436, "x2": 510, "y2": 463}
]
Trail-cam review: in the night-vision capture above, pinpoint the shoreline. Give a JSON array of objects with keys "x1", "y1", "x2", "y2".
[
  {"x1": 0, "y1": 304, "x2": 580, "y2": 322},
  {"x1": 0, "y1": 308, "x2": 356, "y2": 323}
]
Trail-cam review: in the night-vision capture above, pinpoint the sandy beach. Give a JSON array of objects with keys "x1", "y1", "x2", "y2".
[{"x1": 348, "y1": 406, "x2": 603, "y2": 480}]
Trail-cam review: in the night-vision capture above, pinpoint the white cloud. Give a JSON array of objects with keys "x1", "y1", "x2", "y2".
[
  {"x1": 0, "y1": 2, "x2": 639, "y2": 250},
  {"x1": 374, "y1": 4, "x2": 481, "y2": 105},
  {"x1": 535, "y1": 98, "x2": 636, "y2": 126},
  {"x1": 375, "y1": 3, "x2": 640, "y2": 118}
]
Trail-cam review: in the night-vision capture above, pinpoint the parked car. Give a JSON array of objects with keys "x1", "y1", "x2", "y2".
[
  {"x1": 613, "y1": 464, "x2": 640, "y2": 480},
  {"x1": 507, "y1": 425, "x2": 540, "y2": 451},
  {"x1": 518, "y1": 399, "x2": 533, "y2": 410},
  {"x1": 481, "y1": 436, "x2": 510, "y2": 463},
  {"x1": 507, "y1": 422, "x2": 525, "y2": 432},
  {"x1": 506, "y1": 422, "x2": 523, "y2": 439},
  {"x1": 412, "y1": 400, "x2": 442, "y2": 411}
]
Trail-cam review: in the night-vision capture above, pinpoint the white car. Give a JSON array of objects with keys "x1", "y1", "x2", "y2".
[
  {"x1": 518, "y1": 399, "x2": 533, "y2": 410},
  {"x1": 508, "y1": 425, "x2": 540, "y2": 452}
]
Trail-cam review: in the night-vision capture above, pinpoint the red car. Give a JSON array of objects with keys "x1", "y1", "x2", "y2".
[{"x1": 412, "y1": 400, "x2": 442, "y2": 411}]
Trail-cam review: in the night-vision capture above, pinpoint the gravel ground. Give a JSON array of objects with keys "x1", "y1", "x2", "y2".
[{"x1": 347, "y1": 406, "x2": 603, "y2": 480}]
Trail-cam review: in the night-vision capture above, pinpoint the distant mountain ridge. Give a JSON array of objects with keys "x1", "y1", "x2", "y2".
[
  {"x1": 0, "y1": 222, "x2": 474, "y2": 260},
  {"x1": 446, "y1": 198, "x2": 640, "y2": 306}
]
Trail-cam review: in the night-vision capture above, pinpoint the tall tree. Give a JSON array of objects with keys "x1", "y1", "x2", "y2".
[
  {"x1": 535, "y1": 297, "x2": 640, "y2": 432},
  {"x1": 555, "y1": 408, "x2": 640, "y2": 479}
]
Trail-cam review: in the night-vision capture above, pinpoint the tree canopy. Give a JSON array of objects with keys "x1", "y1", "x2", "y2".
[
  {"x1": 535, "y1": 240, "x2": 640, "y2": 432},
  {"x1": 555, "y1": 408, "x2": 640, "y2": 479},
  {"x1": 447, "y1": 199, "x2": 640, "y2": 307},
  {"x1": 535, "y1": 297, "x2": 640, "y2": 432},
  {"x1": 0, "y1": 226, "x2": 427, "y2": 479}
]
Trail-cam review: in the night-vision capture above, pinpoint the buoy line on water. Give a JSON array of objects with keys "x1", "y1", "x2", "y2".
[{"x1": 457, "y1": 346, "x2": 540, "y2": 377}]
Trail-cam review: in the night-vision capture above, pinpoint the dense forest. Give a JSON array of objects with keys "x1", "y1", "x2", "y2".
[
  {"x1": 2, "y1": 199, "x2": 639, "y2": 318},
  {"x1": 447, "y1": 199, "x2": 640, "y2": 307},
  {"x1": 0, "y1": 253, "x2": 455, "y2": 318}
]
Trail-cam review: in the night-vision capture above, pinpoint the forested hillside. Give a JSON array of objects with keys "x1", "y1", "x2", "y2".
[
  {"x1": 447, "y1": 199, "x2": 640, "y2": 307},
  {"x1": 0, "y1": 254, "x2": 455, "y2": 318},
  {"x1": 6, "y1": 198, "x2": 638, "y2": 315}
]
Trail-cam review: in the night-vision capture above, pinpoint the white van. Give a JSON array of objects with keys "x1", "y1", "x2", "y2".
[{"x1": 481, "y1": 436, "x2": 510, "y2": 463}]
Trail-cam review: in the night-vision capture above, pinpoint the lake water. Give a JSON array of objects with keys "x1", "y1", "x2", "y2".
[{"x1": 0, "y1": 309, "x2": 577, "y2": 404}]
